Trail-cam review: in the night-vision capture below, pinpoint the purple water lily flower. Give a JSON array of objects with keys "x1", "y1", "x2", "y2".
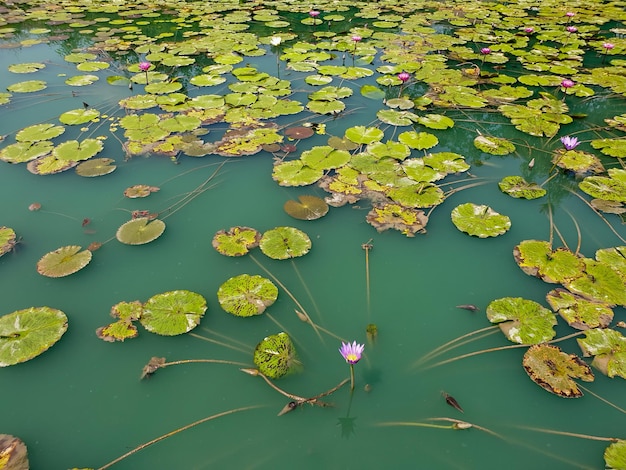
[
  {"x1": 309, "y1": 10, "x2": 320, "y2": 17},
  {"x1": 560, "y1": 135, "x2": 580, "y2": 150},
  {"x1": 603, "y1": 42, "x2": 615, "y2": 50},
  {"x1": 561, "y1": 79, "x2": 575, "y2": 88},
  {"x1": 138, "y1": 61, "x2": 151, "y2": 72},
  {"x1": 351, "y1": 35, "x2": 362, "y2": 42},
  {"x1": 480, "y1": 47, "x2": 491, "y2": 54},
  {"x1": 524, "y1": 27, "x2": 534, "y2": 33},
  {"x1": 566, "y1": 26, "x2": 578, "y2": 33},
  {"x1": 339, "y1": 341, "x2": 364, "y2": 365}
]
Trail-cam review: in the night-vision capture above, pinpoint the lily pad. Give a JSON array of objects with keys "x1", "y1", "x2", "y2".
[
  {"x1": 552, "y1": 149, "x2": 605, "y2": 175},
  {"x1": 546, "y1": 288, "x2": 614, "y2": 330},
  {"x1": 140, "y1": 290, "x2": 207, "y2": 336},
  {"x1": 0, "y1": 226, "x2": 17, "y2": 257},
  {"x1": 366, "y1": 203, "x2": 429, "y2": 237},
  {"x1": 116, "y1": 218, "x2": 166, "y2": 245},
  {"x1": 499, "y1": 176, "x2": 546, "y2": 200},
  {"x1": 96, "y1": 320, "x2": 138, "y2": 342},
  {"x1": 259, "y1": 226, "x2": 311, "y2": 260},
  {"x1": 486, "y1": 297, "x2": 557, "y2": 344},
  {"x1": 253, "y1": 332, "x2": 300, "y2": 379},
  {"x1": 579, "y1": 168, "x2": 626, "y2": 203},
  {"x1": 474, "y1": 135, "x2": 516, "y2": 155},
  {"x1": 37, "y1": 245, "x2": 92, "y2": 278},
  {"x1": 212, "y1": 226, "x2": 261, "y2": 257},
  {"x1": 59, "y1": 108, "x2": 100, "y2": 125},
  {"x1": 217, "y1": 274, "x2": 278, "y2": 317},
  {"x1": 345, "y1": 126, "x2": 384, "y2": 145},
  {"x1": 451, "y1": 203, "x2": 511, "y2": 238},
  {"x1": 513, "y1": 240, "x2": 585, "y2": 283},
  {"x1": 7, "y1": 80, "x2": 47, "y2": 93},
  {"x1": 0, "y1": 307, "x2": 68, "y2": 366},
  {"x1": 605, "y1": 440, "x2": 626, "y2": 470},
  {"x1": 75, "y1": 158, "x2": 116, "y2": 177},
  {"x1": 523, "y1": 343, "x2": 594, "y2": 398},
  {"x1": 577, "y1": 328, "x2": 626, "y2": 379},
  {"x1": 124, "y1": 184, "x2": 159, "y2": 198},
  {"x1": 564, "y1": 258, "x2": 626, "y2": 307},
  {"x1": 284, "y1": 195, "x2": 329, "y2": 220},
  {"x1": 16, "y1": 123, "x2": 65, "y2": 142}
]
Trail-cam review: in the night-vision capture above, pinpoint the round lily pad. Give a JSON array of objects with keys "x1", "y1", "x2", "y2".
[
  {"x1": 212, "y1": 226, "x2": 261, "y2": 256},
  {"x1": 116, "y1": 218, "x2": 166, "y2": 245},
  {"x1": 523, "y1": 343, "x2": 594, "y2": 398},
  {"x1": 217, "y1": 274, "x2": 278, "y2": 317},
  {"x1": 284, "y1": 195, "x2": 329, "y2": 220},
  {"x1": 259, "y1": 226, "x2": 311, "y2": 260},
  {"x1": 36, "y1": 245, "x2": 92, "y2": 278},
  {"x1": 140, "y1": 290, "x2": 207, "y2": 336},
  {"x1": 253, "y1": 332, "x2": 300, "y2": 379},
  {"x1": 564, "y1": 258, "x2": 626, "y2": 307},
  {"x1": 498, "y1": 176, "x2": 546, "y2": 200},
  {"x1": 451, "y1": 203, "x2": 511, "y2": 238},
  {"x1": 486, "y1": 297, "x2": 557, "y2": 344},
  {"x1": 0, "y1": 307, "x2": 68, "y2": 366},
  {"x1": 123, "y1": 184, "x2": 159, "y2": 198},
  {"x1": 513, "y1": 240, "x2": 585, "y2": 284},
  {"x1": 7, "y1": 80, "x2": 47, "y2": 93},
  {"x1": 16, "y1": 123, "x2": 65, "y2": 142},
  {"x1": 75, "y1": 158, "x2": 116, "y2": 177},
  {"x1": 0, "y1": 226, "x2": 17, "y2": 257},
  {"x1": 473, "y1": 135, "x2": 516, "y2": 155},
  {"x1": 604, "y1": 440, "x2": 626, "y2": 470}
]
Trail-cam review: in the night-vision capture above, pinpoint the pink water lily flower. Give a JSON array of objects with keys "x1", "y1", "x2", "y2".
[
  {"x1": 351, "y1": 35, "x2": 362, "y2": 42},
  {"x1": 561, "y1": 79, "x2": 575, "y2": 88},
  {"x1": 560, "y1": 135, "x2": 580, "y2": 150},
  {"x1": 309, "y1": 10, "x2": 320, "y2": 17},
  {"x1": 480, "y1": 47, "x2": 491, "y2": 54},
  {"x1": 397, "y1": 71, "x2": 410, "y2": 82},
  {"x1": 603, "y1": 42, "x2": 615, "y2": 50},
  {"x1": 524, "y1": 27, "x2": 534, "y2": 33},
  {"x1": 138, "y1": 61, "x2": 151, "y2": 72},
  {"x1": 566, "y1": 11, "x2": 576, "y2": 17},
  {"x1": 566, "y1": 26, "x2": 578, "y2": 33}
]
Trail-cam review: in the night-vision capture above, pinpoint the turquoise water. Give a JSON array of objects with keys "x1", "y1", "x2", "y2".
[{"x1": 1, "y1": 2, "x2": 625, "y2": 469}]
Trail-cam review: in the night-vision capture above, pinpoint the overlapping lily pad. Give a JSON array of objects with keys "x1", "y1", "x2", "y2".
[
  {"x1": 577, "y1": 328, "x2": 626, "y2": 379},
  {"x1": 96, "y1": 301, "x2": 143, "y2": 343},
  {"x1": 546, "y1": 288, "x2": 613, "y2": 330},
  {"x1": 523, "y1": 344, "x2": 594, "y2": 398},
  {"x1": 140, "y1": 290, "x2": 206, "y2": 336},
  {"x1": 513, "y1": 240, "x2": 585, "y2": 283},
  {"x1": 253, "y1": 332, "x2": 300, "y2": 379},
  {"x1": 217, "y1": 274, "x2": 278, "y2": 317},
  {"x1": 37, "y1": 245, "x2": 92, "y2": 278},
  {"x1": 0, "y1": 307, "x2": 68, "y2": 366}
]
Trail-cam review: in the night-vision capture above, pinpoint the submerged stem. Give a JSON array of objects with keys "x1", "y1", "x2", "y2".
[
  {"x1": 514, "y1": 424, "x2": 619, "y2": 442},
  {"x1": 95, "y1": 405, "x2": 262, "y2": 470},
  {"x1": 578, "y1": 384, "x2": 626, "y2": 414}
]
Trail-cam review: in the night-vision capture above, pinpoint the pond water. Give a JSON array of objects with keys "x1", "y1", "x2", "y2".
[{"x1": 1, "y1": 2, "x2": 625, "y2": 469}]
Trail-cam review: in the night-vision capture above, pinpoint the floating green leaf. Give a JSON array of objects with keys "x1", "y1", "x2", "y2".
[
  {"x1": 605, "y1": 440, "x2": 626, "y2": 470},
  {"x1": 513, "y1": 240, "x2": 585, "y2": 283},
  {"x1": 253, "y1": 332, "x2": 300, "y2": 379},
  {"x1": 7, "y1": 80, "x2": 46, "y2": 93},
  {"x1": 217, "y1": 274, "x2": 278, "y2": 317},
  {"x1": 53, "y1": 138, "x2": 104, "y2": 162},
  {"x1": 451, "y1": 203, "x2": 511, "y2": 238},
  {"x1": 36, "y1": 245, "x2": 92, "y2": 278},
  {"x1": 0, "y1": 141, "x2": 53, "y2": 163},
  {"x1": 366, "y1": 203, "x2": 428, "y2": 237},
  {"x1": 579, "y1": 169, "x2": 626, "y2": 203},
  {"x1": 59, "y1": 108, "x2": 100, "y2": 125},
  {"x1": 474, "y1": 135, "x2": 516, "y2": 155},
  {"x1": 577, "y1": 328, "x2": 626, "y2": 379},
  {"x1": 398, "y1": 131, "x2": 438, "y2": 150},
  {"x1": 75, "y1": 158, "x2": 116, "y2": 177},
  {"x1": 345, "y1": 126, "x2": 385, "y2": 145},
  {"x1": 498, "y1": 176, "x2": 546, "y2": 200},
  {"x1": 140, "y1": 290, "x2": 206, "y2": 336},
  {"x1": 116, "y1": 218, "x2": 166, "y2": 245},
  {"x1": 16, "y1": 124, "x2": 65, "y2": 142},
  {"x1": 486, "y1": 297, "x2": 557, "y2": 344},
  {"x1": 284, "y1": 195, "x2": 329, "y2": 220},
  {"x1": 212, "y1": 226, "x2": 261, "y2": 257},
  {"x1": 0, "y1": 226, "x2": 17, "y2": 257},
  {"x1": 259, "y1": 226, "x2": 311, "y2": 260},
  {"x1": 546, "y1": 288, "x2": 613, "y2": 330},
  {"x1": 523, "y1": 344, "x2": 594, "y2": 398},
  {"x1": 564, "y1": 258, "x2": 626, "y2": 307},
  {"x1": 0, "y1": 307, "x2": 68, "y2": 366}
]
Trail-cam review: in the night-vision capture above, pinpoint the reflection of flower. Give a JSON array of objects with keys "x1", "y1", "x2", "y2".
[
  {"x1": 397, "y1": 71, "x2": 410, "y2": 83},
  {"x1": 480, "y1": 47, "x2": 491, "y2": 54},
  {"x1": 560, "y1": 135, "x2": 580, "y2": 150},
  {"x1": 340, "y1": 341, "x2": 364, "y2": 364},
  {"x1": 561, "y1": 79, "x2": 575, "y2": 88},
  {"x1": 138, "y1": 61, "x2": 151, "y2": 72}
]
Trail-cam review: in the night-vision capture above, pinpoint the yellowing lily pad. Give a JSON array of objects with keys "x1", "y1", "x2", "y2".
[
  {"x1": 0, "y1": 307, "x2": 68, "y2": 366},
  {"x1": 0, "y1": 226, "x2": 17, "y2": 257},
  {"x1": 577, "y1": 328, "x2": 626, "y2": 379},
  {"x1": 37, "y1": 245, "x2": 92, "y2": 278},
  {"x1": 217, "y1": 274, "x2": 278, "y2": 317},
  {"x1": 284, "y1": 195, "x2": 329, "y2": 220},
  {"x1": 523, "y1": 343, "x2": 594, "y2": 398},
  {"x1": 75, "y1": 158, "x2": 116, "y2": 177},
  {"x1": 473, "y1": 135, "x2": 516, "y2": 155},
  {"x1": 123, "y1": 184, "x2": 159, "y2": 198},
  {"x1": 546, "y1": 288, "x2": 613, "y2": 330},
  {"x1": 116, "y1": 218, "x2": 165, "y2": 245},
  {"x1": 451, "y1": 203, "x2": 511, "y2": 238},
  {"x1": 0, "y1": 434, "x2": 29, "y2": 469},
  {"x1": 140, "y1": 290, "x2": 206, "y2": 336},
  {"x1": 212, "y1": 226, "x2": 261, "y2": 256},
  {"x1": 253, "y1": 332, "x2": 300, "y2": 379}
]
